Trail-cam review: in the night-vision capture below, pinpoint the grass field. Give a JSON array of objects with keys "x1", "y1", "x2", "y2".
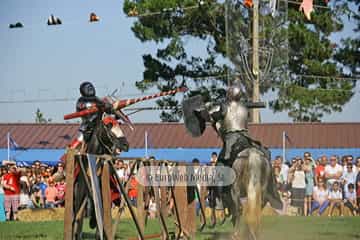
[{"x1": 0, "y1": 216, "x2": 359, "y2": 240}]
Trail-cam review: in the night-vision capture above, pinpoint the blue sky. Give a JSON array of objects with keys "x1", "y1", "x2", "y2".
[{"x1": 0, "y1": 0, "x2": 359, "y2": 123}]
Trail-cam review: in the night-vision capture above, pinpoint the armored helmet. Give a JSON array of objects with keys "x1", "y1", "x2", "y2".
[
  {"x1": 226, "y1": 85, "x2": 242, "y2": 101},
  {"x1": 80, "y1": 81, "x2": 96, "y2": 97}
]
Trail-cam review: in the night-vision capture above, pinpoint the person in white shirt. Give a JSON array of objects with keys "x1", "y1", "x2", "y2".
[
  {"x1": 148, "y1": 196, "x2": 157, "y2": 219},
  {"x1": 344, "y1": 183, "x2": 358, "y2": 216},
  {"x1": 114, "y1": 159, "x2": 125, "y2": 182},
  {"x1": 328, "y1": 181, "x2": 344, "y2": 216},
  {"x1": 341, "y1": 163, "x2": 357, "y2": 194},
  {"x1": 274, "y1": 156, "x2": 289, "y2": 185},
  {"x1": 355, "y1": 157, "x2": 360, "y2": 175},
  {"x1": 325, "y1": 156, "x2": 343, "y2": 188},
  {"x1": 310, "y1": 179, "x2": 329, "y2": 216},
  {"x1": 288, "y1": 158, "x2": 306, "y2": 215}
]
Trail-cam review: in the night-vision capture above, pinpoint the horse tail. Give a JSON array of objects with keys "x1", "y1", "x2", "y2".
[{"x1": 244, "y1": 148, "x2": 262, "y2": 240}]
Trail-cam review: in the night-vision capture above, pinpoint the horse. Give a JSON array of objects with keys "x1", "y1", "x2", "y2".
[
  {"x1": 227, "y1": 147, "x2": 282, "y2": 240},
  {"x1": 72, "y1": 115, "x2": 129, "y2": 240}
]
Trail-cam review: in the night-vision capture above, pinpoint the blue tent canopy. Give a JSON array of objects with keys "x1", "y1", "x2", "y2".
[{"x1": 1, "y1": 148, "x2": 359, "y2": 166}]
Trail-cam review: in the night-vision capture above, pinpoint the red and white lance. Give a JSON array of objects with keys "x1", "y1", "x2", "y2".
[{"x1": 63, "y1": 86, "x2": 188, "y2": 120}]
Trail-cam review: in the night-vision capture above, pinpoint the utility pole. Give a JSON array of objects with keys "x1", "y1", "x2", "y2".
[{"x1": 252, "y1": 0, "x2": 260, "y2": 123}]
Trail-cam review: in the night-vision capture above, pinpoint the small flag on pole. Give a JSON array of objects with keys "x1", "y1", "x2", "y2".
[
  {"x1": 8, "y1": 134, "x2": 27, "y2": 150},
  {"x1": 284, "y1": 132, "x2": 292, "y2": 144}
]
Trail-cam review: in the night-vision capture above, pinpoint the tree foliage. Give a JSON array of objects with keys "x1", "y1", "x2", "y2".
[
  {"x1": 35, "y1": 108, "x2": 51, "y2": 123},
  {"x1": 123, "y1": 0, "x2": 359, "y2": 122}
]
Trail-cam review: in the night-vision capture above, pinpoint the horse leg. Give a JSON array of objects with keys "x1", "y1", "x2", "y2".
[
  {"x1": 74, "y1": 176, "x2": 88, "y2": 239},
  {"x1": 244, "y1": 151, "x2": 262, "y2": 240},
  {"x1": 231, "y1": 183, "x2": 242, "y2": 240},
  {"x1": 229, "y1": 158, "x2": 244, "y2": 239}
]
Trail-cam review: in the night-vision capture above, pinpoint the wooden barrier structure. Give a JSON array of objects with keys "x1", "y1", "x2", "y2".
[{"x1": 64, "y1": 151, "x2": 204, "y2": 240}]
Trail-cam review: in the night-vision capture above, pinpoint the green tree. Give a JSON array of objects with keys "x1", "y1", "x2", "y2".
[
  {"x1": 271, "y1": 0, "x2": 358, "y2": 121},
  {"x1": 334, "y1": 0, "x2": 359, "y2": 76},
  {"x1": 123, "y1": 0, "x2": 358, "y2": 122},
  {"x1": 35, "y1": 108, "x2": 51, "y2": 123}
]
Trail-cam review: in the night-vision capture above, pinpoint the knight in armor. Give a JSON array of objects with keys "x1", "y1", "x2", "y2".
[
  {"x1": 70, "y1": 81, "x2": 129, "y2": 154},
  {"x1": 183, "y1": 86, "x2": 282, "y2": 214},
  {"x1": 207, "y1": 85, "x2": 253, "y2": 167},
  {"x1": 76, "y1": 82, "x2": 113, "y2": 142}
]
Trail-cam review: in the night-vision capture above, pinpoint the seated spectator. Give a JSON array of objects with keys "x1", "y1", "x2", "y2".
[
  {"x1": 18, "y1": 181, "x2": 31, "y2": 210},
  {"x1": 328, "y1": 181, "x2": 344, "y2": 217},
  {"x1": 45, "y1": 179, "x2": 58, "y2": 208},
  {"x1": 148, "y1": 196, "x2": 157, "y2": 219},
  {"x1": 325, "y1": 156, "x2": 343, "y2": 188},
  {"x1": 344, "y1": 183, "x2": 358, "y2": 216},
  {"x1": 115, "y1": 159, "x2": 125, "y2": 182},
  {"x1": 128, "y1": 175, "x2": 138, "y2": 206},
  {"x1": 310, "y1": 178, "x2": 329, "y2": 216},
  {"x1": 341, "y1": 162, "x2": 357, "y2": 194},
  {"x1": 53, "y1": 163, "x2": 65, "y2": 181},
  {"x1": 35, "y1": 175, "x2": 47, "y2": 204},
  {"x1": 30, "y1": 186, "x2": 43, "y2": 208},
  {"x1": 55, "y1": 176, "x2": 66, "y2": 207}
]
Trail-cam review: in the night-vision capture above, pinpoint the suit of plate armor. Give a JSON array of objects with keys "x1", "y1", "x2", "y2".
[
  {"x1": 206, "y1": 86, "x2": 252, "y2": 167},
  {"x1": 70, "y1": 82, "x2": 129, "y2": 154}
]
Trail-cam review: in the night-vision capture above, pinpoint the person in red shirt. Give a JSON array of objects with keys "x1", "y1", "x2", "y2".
[
  {"x1": 315, "y1": 155, "x2": 327, "y2": 185},
  {"x1": 128, "y1": 175, "x2": 138, "y2": 206},
  {"x1": 2, "y1": 164, "x2": 21, "y2": 220},
  {"x1": 45, "y1": 179, "x2": 58, "y2": 208}
]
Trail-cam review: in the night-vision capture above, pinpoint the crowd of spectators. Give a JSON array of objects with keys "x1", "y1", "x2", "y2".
[
  {"x1": 273, "y1": 153, "x2": 360, "y2": 216},
  {"x1": 1, "y1": 152, "x2": 359, "y2": 221},
  {"x1": 0, "y1": 160, "x2": 66, "y2": 221}
]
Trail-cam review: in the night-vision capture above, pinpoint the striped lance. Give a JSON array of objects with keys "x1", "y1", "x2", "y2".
[{"x1": 64, "y1": 87, "x2": 187, "y2": 120}]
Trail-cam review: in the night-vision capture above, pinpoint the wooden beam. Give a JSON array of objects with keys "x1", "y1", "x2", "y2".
[
  {"x1": 102, "y1": 160, "x2": 113, "y2": 239},
  {"x1": 64, "y1": 149, "x2": 75, "y2": 240}
]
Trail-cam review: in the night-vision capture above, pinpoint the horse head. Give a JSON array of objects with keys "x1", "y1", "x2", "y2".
[{"x1": 86, "y1": 116, "x2": 129, "y2": 155}]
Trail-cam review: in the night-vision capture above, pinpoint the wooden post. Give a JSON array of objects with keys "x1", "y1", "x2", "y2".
[
  {"x1": 136, "y1": 162, "x2": 146, "y2": 236},
  {"x1": 252, "y1": 0, "x2": 260, "y2": 123},
  {"x1": 185, "y1": 166, "x2": 196, "y2": 239},
  {"x1": 150, "y1": 161, "x2": 169, "y2": 240},
  {"x1": 173, "y1": 163, "x2": 197, "y2": 239},
  {"x1": 64, "y1": 149, "x2": 75, "y2": 240},
  {"x1": 102, "y1": 160, "x2": 113, "y2": 239}
]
